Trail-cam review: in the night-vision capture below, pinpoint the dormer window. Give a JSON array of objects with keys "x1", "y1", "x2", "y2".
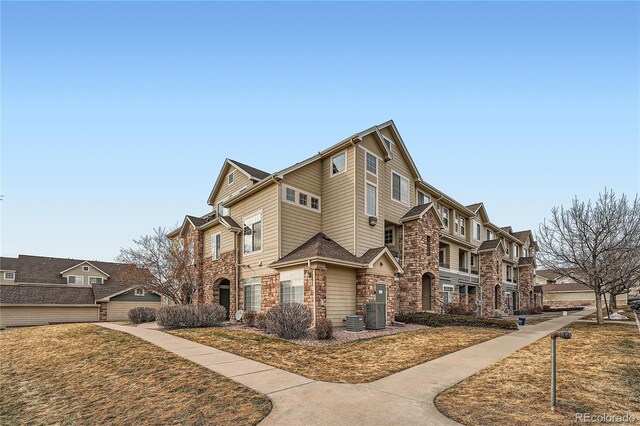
[
  {"x1": 67, "y1": 275, "x2": 84, "y2": 285},
  {"x1": 134, "y1": 288, "x2": 145, "y2": 296},
  {"x1": 227, "y1": 171, "x2": 235, "y2": 185},
  {"x1": 82, "y1": 266, "x2": 90, "y2": 272}
]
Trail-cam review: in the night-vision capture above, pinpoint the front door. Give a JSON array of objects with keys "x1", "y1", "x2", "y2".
[
  {"x1": 219, "y1": 281, "x2": 230, "y2": 320},
  {"x1": 422, "y1": 274, "x2": 432, "y2": 311}
]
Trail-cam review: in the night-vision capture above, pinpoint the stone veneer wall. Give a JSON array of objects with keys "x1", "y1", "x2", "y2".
[
  {"x1": 261, "y1": 274, "x2": 280, "y2": 312},
  {"x1": 99, "y1": 302, "x2": 108, "y2": 321},
  {"x1": 201, "y1": 250, "x2": 237, "y2": 311},
  {"x1": 305, "y1": 266, "x2": 327, "y2": 324},
  {"x1": 517, "y1": 265, "x2": 535, "y2": 310},
  {"x1": 355, "y1": 272, "x2": 397, "y2": 324},
  {"x1": 182, "y1": 225, "x2": 205, "y2": 304},
  {"x1": 398, "y1": 210, "x2": 440, "y2": 314},
  {"x1": 479, "y1": 246, "x2": 504, "y2": 316}
]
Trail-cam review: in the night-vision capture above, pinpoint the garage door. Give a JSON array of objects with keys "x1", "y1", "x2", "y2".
[
  {"x1": 107, "y1": 301, "x2": 162, "y2": 321},
  {"x1": 325, "y1": 267, "x2": 356, "y2": 326},
  {"x1": 0, "y1": 306, "x2": 99, "y2": 327}
]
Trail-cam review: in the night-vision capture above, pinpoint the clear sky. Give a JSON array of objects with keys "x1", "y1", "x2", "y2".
[{"x1": 2, "y1": 1, "x2": 639, "y2": 261}]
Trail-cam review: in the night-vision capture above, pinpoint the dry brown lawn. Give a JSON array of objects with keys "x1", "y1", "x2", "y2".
[
  {"x1": 169, "y1": 326, "x2": 508, "y2": 383},
  {"x1": 435, "y1": 322, "x2": 640, "y2": 426},
  {"x1": 0, "y1": 324, "x2": 271, "y2": 425},
  {"x1": 585, "y1": 306, "x2": 636, "y2": 320}
]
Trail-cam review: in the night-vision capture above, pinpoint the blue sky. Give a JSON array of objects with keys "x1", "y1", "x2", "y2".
[{"x1": 2, "y1": 1, "x2": 638, "y2": 261}]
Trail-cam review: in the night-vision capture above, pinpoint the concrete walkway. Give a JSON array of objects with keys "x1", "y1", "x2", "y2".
[{"x1": 97, "y1": 310, "x2": 589, "y2": 426}]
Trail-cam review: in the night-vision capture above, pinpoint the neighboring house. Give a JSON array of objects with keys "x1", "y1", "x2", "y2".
[
  {"x1": 169, "y1": 120, "x2": 540, "y2": 326},
  {"x1": 0, "y1": 255, "x2": 160, "y2": 327},
  {"x1": 536, "y1": 269, "x2": 629, "y2": 307}
]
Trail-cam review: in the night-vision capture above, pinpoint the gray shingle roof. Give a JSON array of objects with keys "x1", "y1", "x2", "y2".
[
  {"x1": 542, "y1": 283, "x2": 591, "y2": 292},
  {"x1": 512, "y1": 230, "x2": 532, "y2": 243},
  {"x1": 0, "y1": 257, "x2": 18, "y2": 271},
  {"x1": 518, "y1": 257, "x2": 535, "y2": 266},
  {"x1": 220, "y1": 215, "x2": 241, "y2": 229},
  {"x1": 401, "y1": 204, "x2": 432, "y2": 220},
  {"x1": 271, "y1": 233, "x2": 364, "y2": 267},
  {"x1": 1, "y1": 284, "x2": 96, "y2": 305},
  {"x1": 186, "y1": 215, "x2": 207, "y2": 227},
  {"x1": 478, "y1": 239, "x2": 502, "y2": 252},
  {"x1": 359, "y1": 247, "x2": 387, "y2": 264},
  {"x1": 466, "y1": 203, "x2": 483, "y2": 212},
  {"x1": 229, "y1": 159, "x2": 270, "y2": 181},
  {"x1": 15, "y1": 255, "x2": 135, "y2": 286}
]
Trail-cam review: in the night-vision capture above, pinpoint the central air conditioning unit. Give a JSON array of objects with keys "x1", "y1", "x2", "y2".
[
  {"x1": 346, "y1": 315, "x2": 364, "y2": 332},
  {"x1": 364, "y1": 302, "x2": 386, "y2": 330}
]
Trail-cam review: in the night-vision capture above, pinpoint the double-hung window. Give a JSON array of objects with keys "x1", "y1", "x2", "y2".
[
  {"x1": 442, "y1": 209, "x2": 449, "y2": 227},
  {"x1": 366, "y1": 183, "x2": 377, "y2": 216},
  {"x1": 460, "y1": 217, "x2": 466, "y2": 236},
  {"x1": 211, "y1": 233, "x2": 221, "y2": 260},
  {"x1": 454, "y1": 212, "x2": 459, "y2": 233},
  {"x1": 366, "y1": 152, "x2": 377, "y2": 175},
  {"x1": 505, "y1": 241, "x2": 510, "y2": 256},
  {"x1": 417, "y1": 191, "x2": 430, "y2": 205},
  {"x1": 243, "y1": 277, "x2": 261, "y2": 312},
  {"x1": 331, "y1": 152, "x2": 347, "y2": 175},
  {"x1": 474, "y1": 221, "x2": 481, "y2": 240},
  {"x1": 392, "y1": 172, "x2": 409, "y2": 205},
  {"x1": 243, "y1": 212, "x2": 263, "y2": 254},
  {"x1": 515, "y1": 245, "x2": 519, "y2": 257}
]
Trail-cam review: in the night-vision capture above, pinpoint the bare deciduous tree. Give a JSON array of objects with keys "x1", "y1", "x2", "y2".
[
  {"x1": 537, "y1": 189, "x2": 640, "y2": 324},
  {"x1": 118, "y1": 226, "x2": 198, "y2": 305}
]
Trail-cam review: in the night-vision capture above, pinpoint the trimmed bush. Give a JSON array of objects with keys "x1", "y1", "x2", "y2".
[
  {"x1": 395, "y1": 312, "x2": 518, "y2": 330},
  {"x1": 444, "y1": 302, "x2": 475, "y2": 316},
  {"x1": 266, "y1": 303, "x2": 313, "y2": 339},
  {"x1": 242, "y1": 310, "x2": 257, "y2": 327},
  {"x1": 157, "y1": 304, "x2": 227, "y2": 329},
  {"x1": 128, "y1": 307, "x2": 157, "y2": 325},
  {"x1": 315, "y1": 317, "x2": 333, "y2": 340},
  {"x1": 255, "y1": 313, "x2": 267, "y2": 330},
  {"x1": 529, "y1": 305, "x2": 543, "y2": 314}
]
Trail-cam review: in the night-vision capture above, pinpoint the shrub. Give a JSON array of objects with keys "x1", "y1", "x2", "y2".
[
  {"x1": 128, "y1": 307, "x2": 157, "y2": 325},
  {"x1": 444, "y1": 301, "x2": 475, "y2": 316},
  {"x1": 266, "y1": 303, "x2": 313, "y2": 339},
  {"x1": 255, "y1": 313, "x2": 267, "y2": 330},
  {"x1": 315, "y1": 317, "x2": 333, "y2": 340},
  {"x1": 242, "y1": 310, "x2": 257, "y2": 327},
  {"x1": 157, "y1": 304, "x2": 227, "y2": 329},
  {"x1": 395, "y1": 311, "x2": 518, "y2": 330},
  {"x1": 529, "y1": 305, "x2": 542, "y2": 315}
]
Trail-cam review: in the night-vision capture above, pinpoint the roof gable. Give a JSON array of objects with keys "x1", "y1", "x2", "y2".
[
  {"x1": 270, "y1": 233, "x2": 364, "y2": 268},
  {"x1": 400, "y1": 203, "x2": 445, "y2": 228},
  {"x1": 359, "y1": 247, "x2": 403, "y2": 273},
  {"x1": 478, "y1": 239, "x2": 504, "y2": 253},
  {"x1": 1, "y1": 257, "x2": 18, "y2": 271},
  {"x1": 206, "y1": 159, "x2": 270, "y2": 205}
]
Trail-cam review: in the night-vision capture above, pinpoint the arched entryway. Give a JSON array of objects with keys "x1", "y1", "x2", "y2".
[
  {"x1": 421, "y1": 273, "x2": 433, "y2": 311},
  {"x1": 215, "y1": 278, "x2": 231, "y2": 320},
  {"x1": 494, "y1": 285, "x2": 501, "y2": 310}
]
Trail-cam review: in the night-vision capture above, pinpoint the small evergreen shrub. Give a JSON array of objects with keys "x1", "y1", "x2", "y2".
[
  {"x1": 444, "y1": 301, "x2": 475, "y2": 316},
  {"x1": 127, "y1": 307, "x2": 157, "y2": 325},
  {"x1": 266, "y1": 303, "x2": 313, "y2": 339},
  {"x1": 395, "y1": 312, "x2": 518, "y2": 330},
  {"x1": 242, "y1": 310, "x2": 257, "y2": 327},
  {"x1": 315, "y1": 317, "x2": 333, "y2": 340},
  {"x1": 157, "y1": 304, "x2": 226, "y2": 329}
]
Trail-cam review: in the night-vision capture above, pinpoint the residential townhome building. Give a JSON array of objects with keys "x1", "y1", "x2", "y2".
[{"x1": 168, "y1": 120, "x2": 539, "y2": 326}]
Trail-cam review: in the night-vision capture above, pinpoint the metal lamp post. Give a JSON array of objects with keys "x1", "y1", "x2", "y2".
[{"x1": 550, "y1": 330, "x2": 572, "y2": 412}]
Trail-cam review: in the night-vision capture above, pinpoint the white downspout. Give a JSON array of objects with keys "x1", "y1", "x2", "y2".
[
  {"x1": 309, "y1": 259, "x2": 316, "y2": 326},
  {"x1": 235, "y1": 231, "x2": 239, "y2": 316}
]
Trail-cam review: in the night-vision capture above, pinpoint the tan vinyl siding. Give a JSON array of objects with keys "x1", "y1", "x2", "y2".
[
  {"x1": 203, "y1": 225, "x2": 234, "y2": 258},
  {"x1": 542, "y1": 291, "x2": 624, "y2": 303},
  {"x1": 232, "y1": 184, "x2": 279, "y2": 278},
  {"x1": 280, "y1": 161, "x2": 323, "y2": 256},
  {"x1": 366, "y1": 255, "x2": 396, "y2": 277},
  {"x1": 376, "y1": 131, "x2": 416, "y2": 224},
  {"x1": 325, "y1": 266, "x2": 357, "y2": 326},
  {"x1": 355, "y1": 142, "x2": 384, "y2": 256},
  {"x1": 0, "y1": 306, "x2": 99, "y2": 327},
  {"x1": 106, "y1": 301, "x2": 162, "y2": 321},
  {"x1": 211, "y1": 165, "x2": 253, "y2": 213},
  {"x1": 61, "y1": 264, "x2": 109, "y2": 285},
  {"x1": 321, "y1": 146, "x2": 355, "y2": 253}
]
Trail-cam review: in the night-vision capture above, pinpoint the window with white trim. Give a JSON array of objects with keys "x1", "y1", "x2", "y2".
[
  {"x1": 454, "y1": 212, "x2": 459, "y2": 233},
  {"x1": 460, "y1": 217, "x2": 466, "y2": 236},
  {"x1": 4, "y1": 272, "x2": 15, "y2": 280},
  {"x1": 506, "y1": 265, "x2": 513, "y2": 281},
  {"x1": 417, "y1": 191, "x2": 430, "y2": 205},
  {"x1": 515, "y1": 245, "x2": 519, "y2": 257},
  {"x1": 227, "y1": 171, "x2": 235, "y2": 185},
  {"x1": 211, "y1": 233, "x2": 221, "y2": 260},
  {"x1": 384, "y1": 227, "x2": 394, "y2": 245},
  {"x1": 382, "y1": 136, "x2": 393, "y2": 154},
  {"x1": 243, "y1": 212, "x2": 263, "y2": 254},
  {"x1": 443, "y1": 284, "x2": 455, "y2": 303},
  {"x1": 89, "y1": 277, "x2": 103, "y2": 285},
  {"x1": 366, "y1": 183, "x2": 377, "y2": 217},
  {"x1": 442, "y1": 208, "x2": 449, "y2": 227},
  {"x1": 299, "y1": 193, "x2": 308, "y2": 207},
  {"x1": 67, "y1": 275, "x2": 83, "y2": 285},
  {"x1": 311, "y1": 197, "x2": 320, "y2": 210},
  {"x1": 331, "y1": 151, "x2": 347, "y2": 175},
  {"x1": 474, "y1": 221, "x2": 481, "y2": 240},
  {"x1": 505, "y1": 241, "x2": 510, "y2": 255},
  {"x1": 82, "y1": 266, "x2": 90, "y2": 272},
  {"x1": 279, "y1": 269, "x2": 304, "y2": 304},
  {"x1": 366, "y1": 151, "x2": 377, "y2": 175},
  {"x1": 487, "y1": 230, "x2": 493, "y2": 240},
  {"x1": 135, "y1": 287, "x2": 145, "y2": 296},
  {"x1": 285, "y1": 187, "x2": 296, "y2": 202},
  {"x1": 243, "y1": 277, "x2": 261, "y2": 312},
  {"x1": 217, "y1": 197, "x2": 230, "y2": 217},
  {"x1": 392, "y1": 172, "x2": 409, "y2": 204}
]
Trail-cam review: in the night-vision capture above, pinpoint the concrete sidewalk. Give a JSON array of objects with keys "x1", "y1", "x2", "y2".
[{"x1": 97, "y1": 309, "x2": 589, "y2": 426}]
